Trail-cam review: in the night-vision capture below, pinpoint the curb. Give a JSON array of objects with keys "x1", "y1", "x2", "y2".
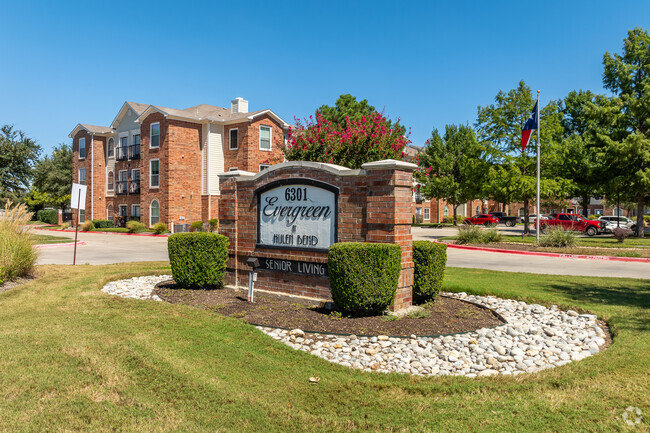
[
  {"x1": 36, "y1": 228, "x2": 170, "y2": 237},
  {"x1": 440, "y1": 241, "x2": 650, "y2": 263},
  {"x1": 35, "y1": 241, "x2": 86, "y2": 249}
]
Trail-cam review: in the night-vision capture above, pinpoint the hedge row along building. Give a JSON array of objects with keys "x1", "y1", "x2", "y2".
[{"x1": 69, "y1": 98, "x2": 289, "y2": 230}]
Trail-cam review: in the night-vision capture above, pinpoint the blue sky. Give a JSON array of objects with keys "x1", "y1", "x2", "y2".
[{"x1": 1, "y1": 0, "x2": 649, "y2": 155}]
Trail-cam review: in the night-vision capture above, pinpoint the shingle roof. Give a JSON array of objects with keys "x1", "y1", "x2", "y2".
[
  {"x1": 148, "y1": 103, "x2": 268, "y2": 122},
  {"x1": 79, "y1": 124, "x2": 113, "y2": 134},
  {"x1": 125, "y1": 101, "x2": 149, "y2": 116}
]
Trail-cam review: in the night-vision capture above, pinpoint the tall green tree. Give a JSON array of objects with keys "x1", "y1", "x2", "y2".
[
  {"x1": 30, "y1": 144, "x2": 73, "y2": 210},
  {"x1": 476, "y1": 81, "x2": 569, "y2": 234},
  {"x1": 0, "y1": 125, "x2": 41, "y2": 200},
  {"x1": 416, "y1": 124, "x2": 488, "y2": 225},
  {"x1": 596, "y1": 28, "x2": 650, "y2": 236}
]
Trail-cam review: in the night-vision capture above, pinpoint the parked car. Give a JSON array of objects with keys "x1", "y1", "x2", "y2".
[
  {"x1": 598, "y1": 216, "x2": 637, "y2": 232},
  {"x1": 489, "y1": 212, "x2": 518, "y2": 227},
  {"x1": 462, "y1": 214, "x2": 499, "y2": 227},
  {"x1": 519, "y1": 214, "x2": 548, "y2": 224},
  {"x1": 539, "y1": 213, "x2": 605, "y2": 236}
]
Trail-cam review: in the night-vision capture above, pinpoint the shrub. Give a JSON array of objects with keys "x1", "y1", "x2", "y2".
[
  {"x1": 612, "y1": 227, "x2": 633, "y2": 243},
  {"x1": 0, "y1": 201, "x2": 38, "y2": 281},
  {"x1": 80, "y1": 221, "x2": 95, "y2": 231},
  {"x1": 168, "y1": 232, "x2": 229, "y2": 289},
  {"x1": 190, "y1": 221, "x2": 204, "y2": 232},
  {"x1": 587, "y1": 214, "x2": 599, "y2": 220},
  {"x1": 60, "y1": 221, "x2": 70, "y2": 230},
  {"x1": 91, "y1": 219, "x2": 114, "y2": 229},
  {"x1": 152, "y1": 222, "x2": 167, "y2": 235},
  {"x1": 538, "y1": 226, "x2": 577, "y2": 248},
  {"x1": 412, "y1": 241, "x2": 447, "y2": 303},
  {"x1": 126, "y1": 220, "x2": 146, "y2": 233},
  {"x1": 328, "y1": 242, "x2": 401, "y2": 316},
  {"x1": 208, "y1": 219, "x2": 219, "y2": 233},
  {"x1": 644, "y1": 215, "x2": 650, "y2": 224},
  {"x1": 456, "y1": 224, "x2": 482, "y2": 244},
  {"x1": 36, "y1": 209, "x2": 58, "y2": 225},
  {"x1": 480, "y1": 228, "x2": 503, "y2": 243}
]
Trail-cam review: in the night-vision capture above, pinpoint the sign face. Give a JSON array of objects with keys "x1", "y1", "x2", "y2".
[
  {"x1": 257, "y1": 180, "x2": 338, "y2": 251},
  {"x1": 258, "y1": 258, "x2": 328, "y2": 277},
  {"x1": 70, "y1": 183, "x2": 87, "y2": 210}
]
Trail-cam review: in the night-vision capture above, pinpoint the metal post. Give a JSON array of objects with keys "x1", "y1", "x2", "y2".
[
  {"x1": 72, "y1": 192, "x2": 81, "y2": 265},
  {"x1": 536, "y1": 90, "x2": 541, "y2": 244}
]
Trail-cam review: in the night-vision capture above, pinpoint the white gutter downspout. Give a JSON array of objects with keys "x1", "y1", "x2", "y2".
[{"x1": 207, "y1": 123, "x2": 211, "y2": 220}]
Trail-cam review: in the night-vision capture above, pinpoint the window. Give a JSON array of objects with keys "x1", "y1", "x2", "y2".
[
  {"x1": 443, "y1": 206, "x2": 449, "y2": 217},
  {"x1": 559, "y1": 214, "x2": 571, "y2": 221},
  {"x1": 150, "y1": 122, "x2": 160, "y2": 148},
  {"x1": 107, "y1": 171, "x2": 114, "y2": 190},
  {"x1": 117, "y1": 136, "x2": 128, "y2": 160},
  {"x1": 613, "y1": 208, "x2": 623, "y2": 217},
  {"x1": 130, "y1": 169, "x2": 140, "y2": 193},
  {"x1": 416, "y1": 207, "x2": 422, "y2": 216},
  {"x1": 118, "y1": 170, "x2": 128, "y2": 194},
  {"x1": 119, "y1": 205, "x2": 128, "y2": 217},
  {"x1": 106, "y1": 204, "x2": 113, "y2": 220},
  {"x1": 131, "y1": 134, "x2": 141, "y2": 159},
  {"x1": 476, "y1": 206, "x2": 480, "y2": 215},
  {"x1": 259, "y1": 164, "x2": 270, "y2": 171},
  {"x1": 229, "y1": 128, "x2": 238, "y2": 150},
  {"x1": 78, "y1": 168, "x2": 86, "y2": 185},
  {"x1": 107, "y1": 138, "x2": 114, "y2": 158},
  {"x1": 594, "y1": 209, "x2": 603, "y2": 215},
  {"x1": 150, "y1": 199, "x2": 160, "y2": 225},
  {"x1": 283, "y1": 132, "x2": 289, "y2": 144},
  {"x1": 424, "y1": 208, "x2": 430, "y2": 220},
  {"x1": 150, "y1": 159, "x2": 160, "y2": 188},
  {"x1": 259, "y1": 125, "x2": 271, "y2": 150},
  {"x1": 79, "y1": 138, "x2": 86, "y2": 159},
  {"x1": 131, "y1": 205, "x2": 141, "y2": 219},
  {"x1": 79, "y1": 209, "x2": 85, "y2": 223}
]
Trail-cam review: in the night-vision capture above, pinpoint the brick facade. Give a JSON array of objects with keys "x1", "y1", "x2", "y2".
[
  {"x1": 70, "y1": 100, "x2": 290, "y2": 230},
  {"x1": 218, "y1": 160, "x2": 417, "y2": 311}
]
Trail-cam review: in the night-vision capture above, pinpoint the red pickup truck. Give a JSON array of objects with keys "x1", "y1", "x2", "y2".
[{"x1": 539, "y1": 213, "x2": 605, "y2": 236}]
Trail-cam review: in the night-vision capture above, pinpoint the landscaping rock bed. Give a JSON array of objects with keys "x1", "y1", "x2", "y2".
[{"x1": 101, "y1": 275, "x2": 611, "y2": 377}]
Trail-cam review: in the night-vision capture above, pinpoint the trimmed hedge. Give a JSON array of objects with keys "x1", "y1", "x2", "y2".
[
  {"x1": 168, "y1": 232, "x2": 229, "y2": 289},
  {"x1": 36, "y1": 209, "x2": 58, "y2": 225},
  {"x1": 126, "y1": 220, "x2": 146, "y2": 233},
  {"x1": 91, "y1": 219, "x2": 114, "y2": 228},
  {"x1": 412, "y1": 241, "x2": 447, "y2": 303},
  {"x1": 328, "y1": 242, "x2": 401, "y2": 316}
]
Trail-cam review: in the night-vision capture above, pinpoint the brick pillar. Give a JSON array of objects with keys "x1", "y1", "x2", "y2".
[{"x1": 362, "y1": 160, "x2": 418, "y2": 311}]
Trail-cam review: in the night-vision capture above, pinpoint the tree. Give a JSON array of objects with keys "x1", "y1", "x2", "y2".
[
  {"x1": 476, "y1": 81, "x2": 569, "y2": 234},
  {"x1": 283, "y1": 95, "x2": 410, "y2": 169},
  {"x1": 596, "y1": 28, "x2": 650, "y2": 237},
  {"x1": 0, "y1": 125, "x2": 41, "y2": 200},
  {"x1": 552, "y1": 90, "x2": 610, "y2": 216},
  {"x1": 30, "y1": 144, "x2": 73, "y2": 210},
  {"x1": 416, "y1": 124, "x2": 488, "y2": 225}
]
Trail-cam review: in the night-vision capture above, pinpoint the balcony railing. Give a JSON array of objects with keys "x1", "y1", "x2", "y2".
[
  {"x1": 116, "y1": 146, "x2": 128, "y2": 161},
  {"x1": 117, "y1": 181, "x2": 128, "y2": 195},
  {"x1": 128, "y1": 144, "x2": 140, "y2": 160},
  {"x1": 129, "y1": 179, "x2": 140, "y2": 194}
]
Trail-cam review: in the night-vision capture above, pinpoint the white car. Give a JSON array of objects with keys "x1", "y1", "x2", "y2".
[
  {"x1": 519, "y1": 214, "x2": 547, "y2": 224},
  {"x1": 598, "y1": 216, "x2": 637, "y2": 232}
]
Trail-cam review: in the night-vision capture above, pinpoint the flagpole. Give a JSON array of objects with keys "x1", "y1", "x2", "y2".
[{"x1": 536, "y1": 90, "x2": 541, "y2": 244}]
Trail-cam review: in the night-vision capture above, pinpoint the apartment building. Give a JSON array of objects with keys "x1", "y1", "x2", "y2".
[{"x1": 69, "y1": 98, "x2": 289, "y2": 229}]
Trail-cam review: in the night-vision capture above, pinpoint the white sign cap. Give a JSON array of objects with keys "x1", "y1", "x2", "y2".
[{"x1": 70, "y1": 183, "x2": 88, "y2": 210}]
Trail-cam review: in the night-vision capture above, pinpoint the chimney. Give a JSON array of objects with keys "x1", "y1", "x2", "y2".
[{"x1": 231, "y1": 97, "x2": 248, "y2": 114}]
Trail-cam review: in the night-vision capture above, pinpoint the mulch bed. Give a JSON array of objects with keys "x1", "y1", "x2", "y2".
[
  {"x1": 0, "y1": 276, "x2": 35, "y2": 295},
  {"x1": 153, "y1": 281, "x2": 504, "y2": 337}
]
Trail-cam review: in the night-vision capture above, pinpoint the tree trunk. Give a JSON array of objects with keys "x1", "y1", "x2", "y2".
[
  {"x1": 582, "y1": 195, "x2": 589, "y2": 217},
  {"x1": 523, "y1": 197, "x2": 530, "y2": 235},
  {"x1": 635, "y1": 195, "x2": 645, "y2": 238},
  {"x1": 452, "y1": 205, "x2": 458, "y2": 226}
]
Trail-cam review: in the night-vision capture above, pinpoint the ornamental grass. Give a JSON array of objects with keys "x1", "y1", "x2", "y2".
[{"x1": 0, "y1": 201, "x2": 38, "y2": 281}]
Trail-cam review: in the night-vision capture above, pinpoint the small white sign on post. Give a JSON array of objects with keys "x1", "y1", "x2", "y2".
[
  {"x1": 70, "y1": 183, "x2": 87, "y2": 265},
  {"x1": 70, "y1": 183, "x2": 87, "y2": 210}
]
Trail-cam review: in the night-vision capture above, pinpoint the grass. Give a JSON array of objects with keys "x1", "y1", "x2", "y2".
[
  {"x1": 0, "y1": 263, "x2": 648, "y2": 431},
  {"x1": 30, "y1": 234, "x2": 75, "y2": 244}
]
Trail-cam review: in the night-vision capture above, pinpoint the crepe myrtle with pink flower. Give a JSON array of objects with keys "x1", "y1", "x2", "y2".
[{"x1": 280, "y1": 94, "x2": 411, "y2": 169}]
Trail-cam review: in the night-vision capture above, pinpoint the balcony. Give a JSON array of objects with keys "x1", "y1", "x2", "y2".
[
  {"x1": 129, "y1": 179, "x2": 140, "y2": 195},
  {"x1": 117, "y1": 181, "x2": 128, "y2": 195},
  {"x1": 129, "y1": 144, "x2": 140, "y2": 160},
  {"x1": 116, "y1": 146, "x2": 128, "y2": 161}
]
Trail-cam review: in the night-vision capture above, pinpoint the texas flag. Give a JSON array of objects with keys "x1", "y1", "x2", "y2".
[{"x1": 521, "y1": 101, "x2": 539, "y2": 151}]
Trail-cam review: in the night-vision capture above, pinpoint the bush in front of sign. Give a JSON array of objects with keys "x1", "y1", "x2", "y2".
[
  {"x1": 168, "y1": 233, "x2": 229, "y2": 289},
  {"x1": 412, "y1": 241, "x2": 447, "y2": 303},
  {"x1": 328, "y1": 242, "x2": 401, "y2": 315}
]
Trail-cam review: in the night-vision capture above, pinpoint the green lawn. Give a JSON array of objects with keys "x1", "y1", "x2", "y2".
[
  {"x1": 29, "y1": 234, "x2": 74, "y2": 244},
  {"x1": 441, "y1": 234, "x2": 650, "y2": 248},
  {"x1": 0, "y1": 264, "x2": 648, "y2": 432}
]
